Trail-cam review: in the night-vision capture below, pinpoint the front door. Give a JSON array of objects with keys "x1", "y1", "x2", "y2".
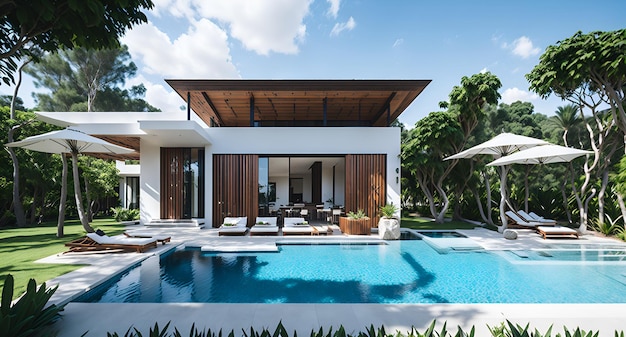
[{"x1": 160, "y1": 148, "x2": 205, "y2": 219}]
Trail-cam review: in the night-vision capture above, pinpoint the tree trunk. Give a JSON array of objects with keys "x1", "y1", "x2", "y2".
[
  {"x1": 71, "y1": 151, "x2": 94, "y2": 233},
  {"x1": 83, "y1": 172, "x2": 93, "y2": 222},
  {"x1": 498, "y1": 166, "x2": 509, "y2": 232},
  {"x1": 29, "y1": 184, "x2": 39, "y2": 224},
  {"x1": 616, "y1": 192, "x2": 626, "y2": 226},
  {"x1": 483, "y1": 170, "x2": 493, "y2": 225},
  {"x1": 523, "y1": 166, "x2": 531, "y2": 213},
  {"x1": 7, "y1": 128, "x2": 27, "y2": 227},
  {"x1": 57, "y1": 155, "x2": 68, "y2": 237},
  {"x1": 597, "y1": 170, "x2": 609, "y2": 225},
  {"x1": 560, "y1": 179, "x2": 572, "y2": 224}
]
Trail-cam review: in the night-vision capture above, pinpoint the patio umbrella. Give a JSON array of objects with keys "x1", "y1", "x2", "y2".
[
  {"x1": 487, "y1": 144, "x2": 592, "y2": 166},
  {"x1": 5, "y1": 128, "x2": 135, "y2": 234},
  {"x1": 445, "y1": 133, "x2": 550, "y2": 231}
]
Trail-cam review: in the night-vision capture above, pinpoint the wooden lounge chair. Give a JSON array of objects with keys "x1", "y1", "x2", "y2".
[
  {"x1": 536, "y1": 226, "x2": 579, "y2": 239},
  {"x1": 250, "y1": 217, "x2": 279, "y2": 236},
  {"x1": 123, "y1": 232, "x2": 172, "y2": 245},
  {"x1": 218, "y1": 217, "x2": 249, "y2": 236},
  {"x1": 65, "y1": 233, "x2": 158, "y2": 253}
]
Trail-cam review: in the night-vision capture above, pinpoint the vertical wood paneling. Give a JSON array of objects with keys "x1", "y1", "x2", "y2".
[
  {"x1": 212, "y1": 154, "x2": 259, "y2": 227},
  {"x1": 161, "y1": 148, "x2": 185, "y2": 219},
  {"x1": 345, "y1": 154, "x2": 386, "y2": 229}
]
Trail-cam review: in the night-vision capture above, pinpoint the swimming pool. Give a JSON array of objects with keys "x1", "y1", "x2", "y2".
[{"x1": 74, "y1": 239, "x2": 626, "y2": 304}]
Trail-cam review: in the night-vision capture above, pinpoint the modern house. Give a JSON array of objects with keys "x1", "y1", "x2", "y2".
[{"x1": 37, "y1": 79, "x2": 430, "y2": 229}]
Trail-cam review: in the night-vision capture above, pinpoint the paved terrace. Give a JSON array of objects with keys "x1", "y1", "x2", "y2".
[{"x1": 37, "y1": 225, "x2": 626, "y2": 336}]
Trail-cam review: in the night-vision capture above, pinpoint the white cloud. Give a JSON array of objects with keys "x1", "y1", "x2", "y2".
[
  {"x1": 393, "y1": 38, "x2": 404, "y2": 48},
  {"x1": 509, "y1": 36, "x2": 540, "y2": 59},
  {"x1": 122, "y1": 20, "x2": 239, "y2": 78},
  {"x1": 194, "y1": 0, "x2": 313, "y2": 55},
  {"x1": 501, "y1": 87, "x2": 539, "y2": 104},
  {"x1": 151, "y1": 0, "x2": 195, "y2": 18},
  {"x1": 479, "y1": 67, "x2": 488, "y2": 74},
  {"x1": 330, "y1": 16, "x2": 356, "y2": 36},
  {"x1": 327, "y1": 0, "x2": 340, "y2": 18}
]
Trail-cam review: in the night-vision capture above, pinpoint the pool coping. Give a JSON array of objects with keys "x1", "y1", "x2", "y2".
[{"x1": 38, "y1": 226, "x2": 626, "y2": 336}]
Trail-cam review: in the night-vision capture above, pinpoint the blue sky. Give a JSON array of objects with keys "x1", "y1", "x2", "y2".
[{"x1": 2, "y1": 0, "x2": 624, "y2": 127}]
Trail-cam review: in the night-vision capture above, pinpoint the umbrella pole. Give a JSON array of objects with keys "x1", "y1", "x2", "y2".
[{"x1": 498, "y1": 165, "x2": 509, "y2": 232}]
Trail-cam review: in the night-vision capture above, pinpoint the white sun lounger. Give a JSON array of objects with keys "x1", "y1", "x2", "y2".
[
  {"x1": 282, "y1": 217, "x2": 314, "y2": 235},
  {"x1": 505, "y1": 211, "x2": 543, "y2": 228},
  {"x1": 250, "y1": 217, "x2": 279, "y2": 236},
  {"x1": 218, "y1": 217, "x2": 249, "y2": 236},
  {"x1": 536, "y1": 226, "x2": 579, "y2": 239}
]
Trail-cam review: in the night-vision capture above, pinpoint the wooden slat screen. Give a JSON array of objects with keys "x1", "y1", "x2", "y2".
[
  {"x1": 345, "y1": 154, "x2": 386, "y2": 229},
  {"x1": 213, "y1": 154, "x2": 259, "y2": 227},
  {"x1": 160, "y1": 148, "x2": 184, "y2": 219}
]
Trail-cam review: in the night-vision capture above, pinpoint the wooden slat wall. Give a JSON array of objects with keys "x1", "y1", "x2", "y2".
[
  {"x1": 160, "y1": 148, "x2": 184, "y2": 219},
  {"x1": 213, "y1": 154, "x2": 259, "y2": 227},
  {"x1": 345, "y1": 154, "x2": 386, "y2": 229}
]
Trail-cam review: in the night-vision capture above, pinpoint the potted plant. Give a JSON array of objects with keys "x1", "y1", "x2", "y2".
[
  {"x1": 339, "y1": 209, "x2": 371, "y2": 235},
  {"x1": 378, "y1": 203, "x2": 400, "y2": 239}
]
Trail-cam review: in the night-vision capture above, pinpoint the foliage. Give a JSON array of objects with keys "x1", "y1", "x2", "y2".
[
  {"x1": 592, "y1": 214, "x2": 623, "y2": 236},
  {"x1": 103, "y1": 320, "x2": 620, "y2": 337},
  {"x1": 0, "y1": 0, "x2": 154, "y2": 85},
  {"x1": 526, "y1": 29, "x2": 626, "y2": 138},
  {"x1": 0, "y1": 274, "x2": 65, "y2": 337},
  {"x1": 25, "y1": 46, "x2": 159, "y2": 112},
  {"x1": 379, "y1": 203, "x2": 399, "y2": 218},
  {"x1": 111, "y1": 207, "x2": 140, "y2": 222},
  {"x1": 346, "y1": 209, "x2": 368, "y2": 220}
]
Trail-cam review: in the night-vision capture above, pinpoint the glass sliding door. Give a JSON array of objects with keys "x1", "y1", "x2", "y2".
[
  {"x1": 125, "y1": 176, "x2": 140, "y2": 209},
  {"x1": 258, "y1": 157, "x2": 269, "y2": 216}
]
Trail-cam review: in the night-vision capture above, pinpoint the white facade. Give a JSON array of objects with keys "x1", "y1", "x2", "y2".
[{"x1": 37, "y1": 112, "x2": 402, "y2": 226}]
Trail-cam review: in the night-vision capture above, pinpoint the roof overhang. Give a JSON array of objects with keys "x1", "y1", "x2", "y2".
[{"x1": 165, "y1": 79, "x2": 430, "y2": 127}]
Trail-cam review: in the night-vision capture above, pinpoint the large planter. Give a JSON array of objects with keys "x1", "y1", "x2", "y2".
[
  {"x1": 339, "y1": 216, "x2": 371, "y2": 235},
  {"x1": 378, "y1": 218, "x2": 400, "y2": 240}
]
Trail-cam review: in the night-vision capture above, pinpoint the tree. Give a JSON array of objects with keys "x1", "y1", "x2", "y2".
[
  {"x1": 550, "y1": 105, "x2": 583, "y2": 147},
  {"x1": 527, "y1": 29, "x2": 626, "y2": 141},
  {"x1": 0, "y1": 0, "x2": 153, "y2": 85}
]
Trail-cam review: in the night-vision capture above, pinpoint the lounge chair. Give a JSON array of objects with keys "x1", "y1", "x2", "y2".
[
  {"x1": 516, "y1": 210, "x2": 556, "y2": 225},
  {"x1": 65, "y1": 233, "x2": 158, "y2": 253},
  {"x1": 529, "y1": 211, "x2": 557, "y2": 224},
  {"x1": 536, "y1": 226, "x2": 579, "y2": 239},
  {"x1": 505, "y1": 210, "x2": 543, "y2": 229},
  {"x1": 250, "y1": 217, "x2": 279, "y2": 236},
  {"x1": 123, "y1": 232, "x2": 172, "y2": 245},
  {"x1": 218, "y1": 217, "x2": 249, "y2": 236},
  {"x1": 282, "y1": 217, "x2": 314, "y2": 235}
]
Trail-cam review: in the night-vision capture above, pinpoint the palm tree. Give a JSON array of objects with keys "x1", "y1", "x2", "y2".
[{"x1": 550, "y1": 105, "x2": 582, "y2": 146}]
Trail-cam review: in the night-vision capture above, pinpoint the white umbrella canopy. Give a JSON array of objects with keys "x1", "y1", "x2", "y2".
[
  {"x1": 5, "y1": 128, "x2": 135, "y2": 234},
  {"x1": 445, "y1": 132, "x2": 551, "y2": 160},
  {"x1": 4, "y1": 128, "x2": 134, "y2": 155},
  {"x1": 487, "y1": 144, "x2": 592, "y2": 166},
  {"x1": 445, "y1": 132, "x2": 551, "y2": 232}
]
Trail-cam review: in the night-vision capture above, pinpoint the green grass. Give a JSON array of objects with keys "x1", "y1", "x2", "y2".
[
  {"x1": 400, "y1": 216, "x2": 482, "y2": 230},
  {"x1": 0, "y1": 217, "x2": 125, "y2": 299}
]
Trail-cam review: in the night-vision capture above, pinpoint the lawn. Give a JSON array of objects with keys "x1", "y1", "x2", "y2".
[
  {"x1": 0, "y1": 217, "x2": 126, "y2": 299},
  {"x1": 400, "y1": 216, "x2": 482, "y2": 230}
]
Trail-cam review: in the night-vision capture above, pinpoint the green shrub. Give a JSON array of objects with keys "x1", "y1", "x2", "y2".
[
  {"x1": 347, "y1": 209, "x2": 368, "y2": 220},
  {"x1": 379, "y1": 203, "x2": 399, "y2": 219},
  {"x1": 111, "y1": 207, "x2": 140, "y2": 222},
  {"x1": 0, "y1": 274, "x2": 65, "y2": 337},
  {"x1": 592, "y1": 214, "x2": 623, "y2": 236}
]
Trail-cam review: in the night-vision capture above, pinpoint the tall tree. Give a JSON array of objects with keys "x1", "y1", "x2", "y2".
[
  {"x1": 527, "y1": 29, "x2": 626, "y2": 141},
  {"x1": 0, "y1": 0, "x2": 153, "y2": 85}
]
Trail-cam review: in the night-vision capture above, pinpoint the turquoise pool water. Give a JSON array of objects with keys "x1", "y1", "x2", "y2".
[{"x1": 75, "y1": 240, "x2": 626, "y2": 304}]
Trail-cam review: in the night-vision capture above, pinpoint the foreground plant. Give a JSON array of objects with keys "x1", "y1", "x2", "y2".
[
  {"x1": 592, "y1": 214, "x2": 623, "y2": 236},
  {"x1": 0, "y1": 274, "x2": 65, "y2": 337}
]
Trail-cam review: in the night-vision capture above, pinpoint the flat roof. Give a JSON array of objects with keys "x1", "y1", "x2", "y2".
[{"x1": 166, "y1": 79, "x2": 431, "y2": 127}]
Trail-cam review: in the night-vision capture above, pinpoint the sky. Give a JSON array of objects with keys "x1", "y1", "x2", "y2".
[{"x1": 2, "y1": 0, "x2": 625, "y2": 127}]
